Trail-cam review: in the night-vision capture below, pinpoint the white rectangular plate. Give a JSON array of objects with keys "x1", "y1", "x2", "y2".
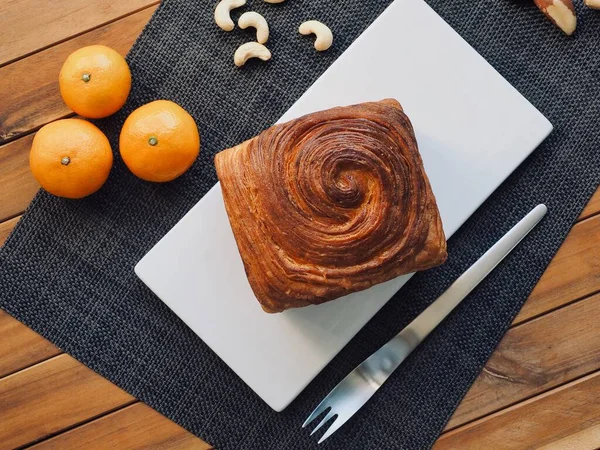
[{"x1": 135, "y1": 0, "x2": 552, "y2": 412}]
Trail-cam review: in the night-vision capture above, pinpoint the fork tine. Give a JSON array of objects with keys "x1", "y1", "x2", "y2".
[
  {"x1": 302, "y1": 399, "x2": 331, "y2": 428},
  {"x1": 317, "y1": 414, "x2": 346, "y2": 444},
  {"x1": 310, "y1": 410, "x2": 336, "y2": 436}
]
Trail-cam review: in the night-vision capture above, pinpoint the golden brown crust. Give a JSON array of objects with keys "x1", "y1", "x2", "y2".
[{"x1": 215, "y1": 99, "x2": 447, "y2": 313}]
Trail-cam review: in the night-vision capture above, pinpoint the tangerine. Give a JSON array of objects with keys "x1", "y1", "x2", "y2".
[
  {"x1": 119, "y1": 100, "x2": 200, "y2": 182},
  {"x1": 30, "y1": 119, "x2": 113, "y2": 199},
  {"x1": 59, "y1": 45, "x2": 131, "y2": 119}
]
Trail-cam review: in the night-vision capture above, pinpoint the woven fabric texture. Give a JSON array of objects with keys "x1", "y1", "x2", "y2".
[{"x1": 1, "y1": 0, "x2": 599, "y2": 448}]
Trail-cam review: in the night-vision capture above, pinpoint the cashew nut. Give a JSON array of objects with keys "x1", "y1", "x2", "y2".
[
  {"x1": 586, "y1": 0, "x2": 600, "y2": 9},
  {"x1": 264, "y1": 0, "x2": 286, "y2": 3},
  {"x1": 299, "y1": 20, "x2": 333, "y2": 51},
  {"x1": 234, "y1": 42, "x2": 271, "y2": 67},
  {"x1": 215, "y1": 0, "x2": 247, "y2": 32},
  {"x1": 238, "y1": 12, "x2": 269, "y2": 44}
]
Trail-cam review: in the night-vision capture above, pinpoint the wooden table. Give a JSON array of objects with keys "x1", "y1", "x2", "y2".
[{"x1": 1, "y1": 2, "x2": 599, "y2": 449}]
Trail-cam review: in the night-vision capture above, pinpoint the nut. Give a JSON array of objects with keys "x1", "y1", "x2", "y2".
[
  {"x1": 238, "y1": 12, "x2": 270, "y2": 44},
  {"x1": 264, "y1": 0, "x2": 286, "y2": 3},
  {"x1": 299, "y1": 20, "x2": 333, "y2": 51},
  {"x1": 215, "y1": 0, "x2": 247, "y2": 32},
  {"x1": 585, "y1": 0, "x2": 600, "y2": 9},
  {"x1": 534, "y1": 0, "x2": 576, "y2": 35},
  {"x1": 234, "y1": 42, "x2": 272, "y2": 67}
]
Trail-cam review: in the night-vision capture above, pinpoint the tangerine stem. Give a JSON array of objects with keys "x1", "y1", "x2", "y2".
[
  {"x1": 61, "y1": 156, "x2": 70, "y2": 165},
  {"x1": 148, "y1": 136, "x2": 158, "y2": 146},
  {"x1": 82, "y1": 73, "x2": 91, "y2": 82}
]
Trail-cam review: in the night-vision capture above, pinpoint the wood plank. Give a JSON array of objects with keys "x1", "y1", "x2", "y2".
[
  {"x1": 515, "y1": 214, "x2": 600, "y2": 324},
  {"x1": 537, "y1": 423, "x2": 600, "y2": 450},
  {"x1": 0, "y1": 134, "x2": 39, "y2": 223},
  {"x1": 0, "y1": 6, "x2": 157, "y2": 144},
  {"x1": 0, "y1": 0, "x2": 157, "y2": 67},
  {"x1": 0, "y1": 354, "x2": 135, "y2": 449},
  {"x1": 446, "y1": 293, "x2": 600, "y2": 429},
  {"x1": 579, "y1": 185, "x2": 600, "y2": 221},
  {"x1": 30, "y1": 402, "x2": 211, "y2": 450},
  {"x1": 0, "y1": 215, "x2": 20, "y2": 246},
  {"x1": 0, "y1": 311, "x2": 61, "y2": 378},
  {"x1": 435, "y1": 371, "x2": 600, "y2": 449}
]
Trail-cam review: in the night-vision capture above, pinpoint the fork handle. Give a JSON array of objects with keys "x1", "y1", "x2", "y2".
[{"x1": 378, "y1": 204, "x2": 547, "y2": 372}]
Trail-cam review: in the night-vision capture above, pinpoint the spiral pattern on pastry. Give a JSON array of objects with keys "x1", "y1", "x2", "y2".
[{"x1": 215, "y1": 99, "x2": 446, "y2": 313}]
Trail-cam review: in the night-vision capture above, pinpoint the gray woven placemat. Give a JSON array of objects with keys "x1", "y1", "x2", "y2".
[{"x1": 2, "y1": 0, "x2": 599, "y2": 448}]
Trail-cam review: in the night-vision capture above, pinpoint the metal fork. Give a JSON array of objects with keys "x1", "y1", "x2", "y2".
[{"x1": 303, "y1": 204, "x2": 548, "y2": 443}]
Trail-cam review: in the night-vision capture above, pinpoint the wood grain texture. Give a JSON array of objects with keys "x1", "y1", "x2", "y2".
[
  {"x1": 0, "y1": 311, "x2": 61, "y2": 378},
  {"x1": 579, "y1": 186, "x2": 600, "y2": 220},
  {"x1": 0, "y1": 354, "x2": 135, "y2": 449},
  {"x1": 0, "y1": 6, "x2": 157, "y2": 144},
  {"x1": 0, "y1": 135, "x2": 38, "y2": 223},
  {"x1": 537, "y1": 423, "x2": 600, "y2": 450},
  {"x1": 0, "y1": 215, "x2": 20, "y2": 246},
  {"x1": 435, "y1": 371, "x2": 600, "y2": 449},
  {"x1": 515, "y1": 214, "x2": 600, "y2": 324},
  {"x1": 446, "y1": 293, "x2": 600, "y2": 429},
  {"x1": 30, "y1": 402, "x2": 211, "y2": 450},
  {"x1": 0, "y1": 0, "x2": 157, "y2": 67}
]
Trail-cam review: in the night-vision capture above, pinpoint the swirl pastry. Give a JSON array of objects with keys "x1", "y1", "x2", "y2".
[{"x1": 215, "y1": 99, "x2": 447, "y2": 313}]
